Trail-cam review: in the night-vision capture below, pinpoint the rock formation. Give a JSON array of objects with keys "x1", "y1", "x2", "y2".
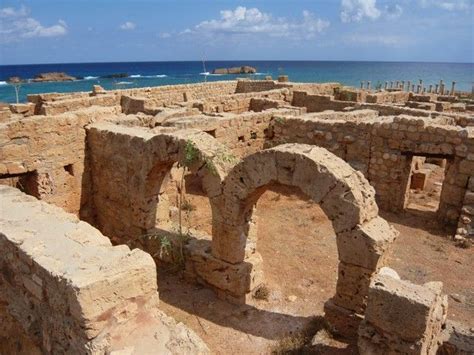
[
  {"x1": 212, "y1": 66, "x2": 257, "y2": 75},
  {"x1": 32, "y1": 72, "x2": 76, "y2": 82}
]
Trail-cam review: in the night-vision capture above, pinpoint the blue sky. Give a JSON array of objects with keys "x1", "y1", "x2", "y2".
[{"x1": 0, "y1": 0, "x2": 472, "y2": 64}]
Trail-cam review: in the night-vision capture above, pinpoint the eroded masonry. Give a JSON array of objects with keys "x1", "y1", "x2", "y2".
[{"x1": 1, "y1": 79, "x2": 473, "y2": 354}]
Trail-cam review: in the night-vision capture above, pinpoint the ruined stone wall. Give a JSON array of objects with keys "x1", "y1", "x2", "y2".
[
  {"x1": 0, "y1": 106, "x2": 119, "y2": 217},
  {"x1": 0, "y1": 186, "x2": 158, "y2": 353},
  {"x1": 455, "y1": 176, "x2": 474, "y2": 240},
  {"x1": 192, "y1": 89, "x2": 290, "y2": 114},
  {"x1": 160, "y1": 108, "x2": 304, "y2": 158},
  {"x1": 292, "y1": 92, "x2": 354, "y2": 112},
  {"x1": 269, "y1": 112, "x2": 474, "y2": 225},
  {"x1": 235, "y1": 79, "x2": 284, "y2": 93},
  {"x1": 29, "y1": 81, "x2": 239, "y2": 116}
]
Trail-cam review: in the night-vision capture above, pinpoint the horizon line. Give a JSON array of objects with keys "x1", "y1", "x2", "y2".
[{"x1": 1, "y1": 59, "x2": 473, "y2": 66}]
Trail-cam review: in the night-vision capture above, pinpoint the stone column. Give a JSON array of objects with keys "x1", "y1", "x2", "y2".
[
  {"x1": 367, "y1": 81, "x2": 371, "y2": 90},
  {"x1": 412, "y1": 84, "x2": 415, "y2": 92},
  {"x1": 396, "y1": 81, "x2": 399, "y2": 89},
  {"x1": 384, "y1": 82, "x2": 388, "y2": 90},
  {"x1": 435, "y1": 84, "x2": 439, "y2": 94},
  {"x1": 407, "y1": 81, "x2": 411, "y2": 92},
  {"x1": 429, "y1": 84, "x2": 433, "y2": 93},
  {"x1": 361, "y1": 81, "x2": 364, "y2": 89},
  {"x1": 419, "y1": 79, "x2": 423, "y2": 93},
  {"x1": 401, "y1": 81, "x2": 405, "y2": 91},
  {"x1": 390, "y1": 81, "x2": 393, "y2": 89},
  {"x1": 451, "y1": 81, "x2": 456, "y2": 96},
  {"x1": 440, "y1": 80, "x2": 444, "y2": 95}
]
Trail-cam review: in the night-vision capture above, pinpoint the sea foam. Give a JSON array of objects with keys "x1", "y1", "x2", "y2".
[
  {"x1": 0, "y1": 81, "x2": 8, "y2": 86},
  {"x1": 130, "y1": 74, "x2": 167, "y2": 78}
]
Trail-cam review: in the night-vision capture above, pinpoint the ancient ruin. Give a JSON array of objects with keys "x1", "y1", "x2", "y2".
[{"x1": 1, "y1": 79, "x2": 473, "y2": 354}]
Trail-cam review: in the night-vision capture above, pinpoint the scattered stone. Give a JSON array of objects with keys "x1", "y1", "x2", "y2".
[{"x1": 287, "y1": 295, "x2": 297, "y2": 302}]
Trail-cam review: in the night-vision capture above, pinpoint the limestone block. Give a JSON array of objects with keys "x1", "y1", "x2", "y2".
[
  {"x1": 359, "y1": 274, "x2": 448, "y2": 354},
  {"x1": 320, "y1": 172, "x2": 378, "y2": 233},
  {"x1": 186, "y1": 238, "x2": 263, "y2": 297},
  {"x1": 336, "y1": 216, "x2": 398, "y2": 270},
  {"x1": 334, "y1": 262, "x2": 374, "y2": 313}
]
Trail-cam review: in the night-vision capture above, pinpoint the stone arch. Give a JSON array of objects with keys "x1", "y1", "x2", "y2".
[
  {"x1": 136, "y1": 129, "x2": 236, "y2": 236},
  {"x1": 212, "y1": 143, "x2": 397, "y2": 334},
  {"x1": 88, "y1": 123, "x2": 236, "y2": 244}
]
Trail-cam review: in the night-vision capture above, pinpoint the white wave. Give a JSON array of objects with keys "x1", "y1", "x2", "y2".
[
  {"x1": 84, "y1": 76, "x2": 98, "y2": 80},
  {"x1": 0, "y1": 81, "x2": 8, "y2": 85},
  {"x1": 200, "y1": 72, "x2": 223, "y2": 76},
  {"x1": 116, "y1": 81, "x2": 133, "y2": 85},
  {"x1": 254, "y1": 72, "x2": 269, "y2": 75},
  {"x1": 130, "y1": 74, "x2": 167, "y2": 78}
]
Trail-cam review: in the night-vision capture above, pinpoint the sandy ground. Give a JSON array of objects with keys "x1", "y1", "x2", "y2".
[{"x1": 157, "y1": 172, "x2": 473, "y2": 354}]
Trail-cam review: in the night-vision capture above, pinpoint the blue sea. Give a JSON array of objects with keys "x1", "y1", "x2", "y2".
[{"x1": 0, "y1": 61, "x2": 472, "y2": 103}]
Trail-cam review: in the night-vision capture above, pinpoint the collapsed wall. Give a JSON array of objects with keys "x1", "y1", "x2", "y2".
[{"x1": 0, "y1": 186, "x2": 208, "y2": 354}]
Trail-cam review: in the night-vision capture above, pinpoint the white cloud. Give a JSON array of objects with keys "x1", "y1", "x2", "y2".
[
  {"x1": 345, "y1": 34, "x2": 405, "y2": 45},
  {"x1": 159, "y1": 32, "x2": 171, "y2": 39},
  {"x1": 186, "y1": 6, "x2": 329, "y2": 39},
  {"x1": 0, "y1": 5, "x2": 29, "y2": 17},
  {"x1": 419, "y1": 0, "x2": 472, "y2": 11},
  {"x1": 120, "y1": 21, "x2": 136, "y2": 30},
  {"x1": 0, "y1": 6, "x2": 67, "y2": 43},
  {"x1": 341, "y1": 0, "x2": 381, "y2": 22}
]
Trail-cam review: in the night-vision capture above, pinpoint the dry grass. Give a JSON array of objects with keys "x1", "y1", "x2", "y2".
[
  {"x1": 181, "y1": 199, "x2": 196, "y2": 212},
  {"x1": 253, "y1": 284, "x2": 271, "y2": 301}
]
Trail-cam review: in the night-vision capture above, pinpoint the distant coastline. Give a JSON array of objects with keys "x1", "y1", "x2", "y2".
[{"x1": 1, "y1": 60, "x2": 472, "y2": 103}]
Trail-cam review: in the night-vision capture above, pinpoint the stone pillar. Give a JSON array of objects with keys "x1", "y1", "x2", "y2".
[
  {"x1": 412, "y1": 84, "x2": 415, "y2": 92},
  {"x1": 358, "y1": 273, "x2": 448, "y2": 355},
  {"x1": 429, "y1": 84, "x2": 433, "y2": 93},
  {"x1": 451, "y1": 81, "x2": 456, "y2": 96},
  {"x1": 435, "y1": 84, "x2": 439, "y2": 94},
  {"x1": 384, "y1": 81, "x2": 388, "y2": 90},
  {"x1": 401, "y1": 81, "x2": 405, "y2": 91},
  {"x1": 440, "y1": 80, "x2": 444, "y2": 95},
  {"x1": 367, "y1": 81, "x2": 371, "y2": 90},
  {"x1": 396, "y1": 81, "x2": 399, "y2": 89},
  {"x1": 361, "y1": 81, "x2": 364, "y2": 89},
  {"x1": 407, "y1": 81, "x2": 411, "y2": 92},
  {"x1": 390, "y1": 81, "x2": 393, "y2": 89},
  {"x1": 419, "y1": 79, "x2": 424, "y2": 93}
]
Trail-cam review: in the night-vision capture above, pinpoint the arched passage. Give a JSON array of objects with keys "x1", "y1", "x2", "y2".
[
  {"x1": 88, "y1": 123, "x2": 235, "y2": 245},
  {"x1": 212, "y1": 144, "x2": 397, "y2": 335}
]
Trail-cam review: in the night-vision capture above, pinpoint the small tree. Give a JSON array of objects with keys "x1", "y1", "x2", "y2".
[{"x1": 7, "y1": 76, "x2": 23, "y2": 104}]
